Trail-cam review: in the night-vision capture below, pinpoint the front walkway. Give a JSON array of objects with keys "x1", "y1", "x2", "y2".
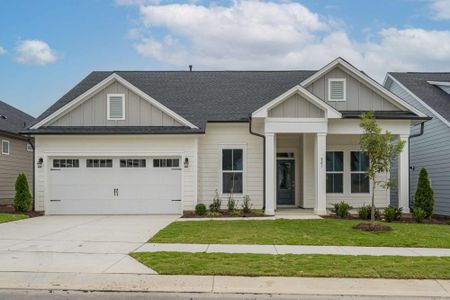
[{"x1": 136, "y1": 243, "x2": 450, "y2": 257}]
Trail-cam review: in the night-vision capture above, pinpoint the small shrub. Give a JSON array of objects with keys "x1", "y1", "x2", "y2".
[
  {"x1": 241, "y1": 195, "x2": 252, "y2": 214},
  {"x1": 195, "y1": 203, "x2": 207, "y2": 216},
  {"x1": 358, "y1": 205, "x2": 380, "y2": 220},
  {"x1": 207, "y1": 211, "x2": 221, "y2": 217},
  {"x1": 253, "y1": 210, "x2": 265, "y2": 217},
  {"x1": 14, "y1": 173, "x2": 32, "y2": 212},
  {"x1": 229, "y1": 210, "x2": 241, "y2": 217},
  {"x1": 413, "y1": 207, "x2": 427, "y2": 223},
  {"x1": 209, "y1": 190, "x2": 222, "y2": 213},
  {"x1": 227, "y1": 194, "x2": 237, "y2": 212},
  {"x1": 414, "y1": 168, "x2": 434, "y2": 219},
  {"x1": 332, "y1": 201, "x2": 352, "y2": 218},
  {"x1": 384, "y1": 205, "x2": 402, "y2": 222}
]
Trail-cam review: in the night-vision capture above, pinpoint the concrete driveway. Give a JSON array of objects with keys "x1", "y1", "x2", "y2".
[{"x1": 0, "y1": 215, "x2": 177, "y2": 274}]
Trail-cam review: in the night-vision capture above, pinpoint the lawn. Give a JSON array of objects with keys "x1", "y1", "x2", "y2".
[
  {"x1": 150, "y1": 219, "x2": 450, "y2": 248},
  {"x1": 0, "y1": 213, "x2": 28, "y2": 224},
  {"x1": 131, "y1": 252, "x2": 450, "y2": 279}
]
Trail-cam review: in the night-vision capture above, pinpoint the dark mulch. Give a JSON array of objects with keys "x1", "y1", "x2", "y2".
[
  {"x1": 353, "y1": 223, "x2": 393, "y2": 232},
  {"x1": 182, "y1": 210, "x2": 268, "y2": 218},
  {"x1": 0, "y1": 205, "x2": 43, "y2": 218},
  {"x1": 325, "y1": 214, "x2": 449, "y2": 225}
]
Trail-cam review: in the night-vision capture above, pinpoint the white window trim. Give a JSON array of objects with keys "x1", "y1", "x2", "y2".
[
  {"x1": 107, "y1": 93, "x2": 126, "y2": 121},
  {"x1": 26, "y1": 143, "x2": 33, "y2": 152},
  {"x1": 326, "y1": 151, "x2": 344, "y2": 195},
  {"x1": 350, "y1": 151, "x2": 370, "y2": 194},
  {"x1": 328, "y1": 78, "x2": 347, "y2": 102},
  {"x1": 2, "y1": 140, "x2": 10, "y2": 155},
  {"x1": 219, "y1": 144, "x2": 247, "y2": 197}
]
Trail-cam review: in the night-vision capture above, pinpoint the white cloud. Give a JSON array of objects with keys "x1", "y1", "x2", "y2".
[
  {"x1": 0, "y1": 46, "x2": 6, "y2": 55},
  {"x1": 15, "y1": 40, "x2": 59, "y2": 65},
  {"x1": 430, "y1": 0, "x2": 450, "y2": 20},
  {"x1": 128, "y1": 1, "x2": 450, "y2": 81}
]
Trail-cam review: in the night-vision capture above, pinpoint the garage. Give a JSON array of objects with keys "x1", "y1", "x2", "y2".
[{"x1": 47, "y1": 157, "x2": 182, "y2": 215}]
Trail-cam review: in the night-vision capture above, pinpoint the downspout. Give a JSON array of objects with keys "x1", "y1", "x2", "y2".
[
  {"x1": 248, "y1": 115, "x2": 266, "y2": 210},
  {"x1": 27, "y1": 138, "x2": 36, "y2": 211},
  {"x1": 407, "y1": 121, "x2": 425, "y2": 210}
]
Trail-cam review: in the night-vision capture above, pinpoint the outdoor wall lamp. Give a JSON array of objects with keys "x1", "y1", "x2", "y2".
[
  {"x1": 37, "y1": 157, "x2": 44, "y2": 168},
  {"x1": 184, "y1": 157, "x2": 189, "y2": 168}
]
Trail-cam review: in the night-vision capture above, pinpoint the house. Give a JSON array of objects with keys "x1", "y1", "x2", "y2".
[
  {"x1": 24, "y1": 58, "x2": 428, "y2": 215},
  {"x1": 385, "y1": 72, "x2": 450, "y2": 216},
  {"x1": 0, "y1": 100, "x2": 35, "y2": 209}
]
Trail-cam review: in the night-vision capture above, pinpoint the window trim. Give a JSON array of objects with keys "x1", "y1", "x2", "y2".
[
  {"x1": 326, "y1": 151, "x2": 344, "y2": 194},
  {"x1": 219, "y1": 144, "x2": 246, "y2": 197},
  {"x1": 26, "y1": 143, "x2": 33, "y2": 152},
  {"x1": 107, "y1": 93, "x2": 126, "y2": 121},
  {"x1": 2, "y1": 140, "x2": 10, "y2": 155},
  {"x1": 328, "y1": 78, "x2": 347, "y2": 102},
  {"x1": 350, "y1": 151, "x2": 370, "y2": 194}
]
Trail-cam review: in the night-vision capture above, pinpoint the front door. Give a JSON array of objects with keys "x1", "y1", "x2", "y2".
[{"x1": 277, "y1": 160, "x2": 295, "y2": 205}]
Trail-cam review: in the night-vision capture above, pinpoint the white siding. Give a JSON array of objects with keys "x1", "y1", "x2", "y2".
[{"x1": 269, "y1": 94, "x2": 325, "y2": 118}]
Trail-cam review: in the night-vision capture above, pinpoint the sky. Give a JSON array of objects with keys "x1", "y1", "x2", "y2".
[{"x1": 1, "y1": 0, "x2": 450, "y2": 117}]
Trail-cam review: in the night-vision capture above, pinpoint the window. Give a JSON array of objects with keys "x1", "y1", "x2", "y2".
[
  {"x1": 107, "y1": 94, "x2": 125, "y2": 120},
  {"x1": 153, "y1": 158, "x2": 180, "y2": 168},
  {"x1": 222, "y1": 149, "x2": 243, "y2": 194},
  {"x1": 351, "y1": 151, "x2": 369, "y2": 193},
  {"x1": 326, "y1": 151, "x2": 343, "y2": 193},
  {"x1": 120, "y1": 159, "x2": 146, "y2": 168},
  {"x1": 328, "y1": 78, "x2": 346, "y2": 101},
  {"x1": 26, "y1": 143, "x2": 33, "y2": 152},
  {"x1": 86, "y1": 159, "x2": 113, "y2": 168},
  {"x1": 2, "y1": 140, "x2": 10, "y2": 155},
  {"x1": 53, "y1": 159, "x2": 79, "y2": 168}
]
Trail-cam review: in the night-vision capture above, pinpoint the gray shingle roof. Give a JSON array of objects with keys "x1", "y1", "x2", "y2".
[
  {"x1": 0, "y1": 100, "x2": 35, "y2": 136},
  {"x1": 389, "y1": 72, "x2": 450, "y2": 122}
]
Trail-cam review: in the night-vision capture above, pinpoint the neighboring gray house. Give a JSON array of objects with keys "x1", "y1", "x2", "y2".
[
  {"x1": 385, "y1": 73, "x2": 450, "y2": 216},
  {"x1": 0, "y1": 101, "x2": 35, "y2": 207}
]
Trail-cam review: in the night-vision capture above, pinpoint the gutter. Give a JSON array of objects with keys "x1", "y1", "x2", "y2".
[
  {"x1": 27, "y1": 137, "x2": 36, "y2": 212},
  {"x1": 408, "y1": 121, "x2": 425, "y2": 210},
  {"x1": 248, "y1": 116, "x2": 266, "y2": 210}
]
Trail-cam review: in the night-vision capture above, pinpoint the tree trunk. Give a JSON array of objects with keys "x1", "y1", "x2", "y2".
[{"x1": 371, "y1": 181, "x2": 376, "y2": 224}]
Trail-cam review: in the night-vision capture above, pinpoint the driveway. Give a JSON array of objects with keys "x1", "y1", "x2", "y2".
[{"x1": 0, "y1": 215, "x2": 177, "y2": 274}]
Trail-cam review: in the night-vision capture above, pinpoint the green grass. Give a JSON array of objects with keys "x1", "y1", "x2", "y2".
[
  {"x1": 131, "y1": 252, "x2": 450, "y2": 279},
  {"x1": 0, "y1": 213, "x2": 28, "y2": 224},
  {"x1": 150, "y1": 219, "x2": 450, "y2": 248}
]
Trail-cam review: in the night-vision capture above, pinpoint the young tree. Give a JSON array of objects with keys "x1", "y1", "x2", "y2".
[
  {"x1": 414, "y1": 168, "x2": 434, "y2": 219},
  {"x1": 359, "y1": 112, "x2": 405, "y2": 224},
  {"x1": 14, "y1": 173, "x2": 32, "y2": 212}
]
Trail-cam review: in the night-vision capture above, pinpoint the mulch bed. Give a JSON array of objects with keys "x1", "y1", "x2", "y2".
[
  {"x1": 353, "y1": 223, "x2": 392, "y2": 232},
  {"x1": 0, "y1": 205, "x2": 43, "y2": 218},
  {"x1": 182, "y1": 210, "x2": 268, "y2": 218},
  {"x1": 325, "y1": 214, "x2": 449, "y2": 225}
]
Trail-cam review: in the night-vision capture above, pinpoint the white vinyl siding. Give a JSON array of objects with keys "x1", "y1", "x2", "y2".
[
  {"x1": 107, "y1": 94, "x2": 125, "y2": 120},
  {"x1": 328, "y1": 79, "x2": 346, "y2": 101}
]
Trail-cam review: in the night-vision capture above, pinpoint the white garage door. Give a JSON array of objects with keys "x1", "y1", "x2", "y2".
[{"x1": 47, "y1": 157, "x2": 182, "y2": 214}]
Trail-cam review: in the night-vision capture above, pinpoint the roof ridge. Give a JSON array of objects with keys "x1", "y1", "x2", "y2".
[{"x1": 108, "y1": 70, "x2": 318, "y2": 73}]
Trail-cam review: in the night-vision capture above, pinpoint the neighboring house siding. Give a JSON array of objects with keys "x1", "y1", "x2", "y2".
[
  {"x1": 197, "y1": 123, "x2": 264, "y2": 209},
  {"x1": 49, "y1": 81, "x2": 183, "y2": 127},
  {"x1": 306, "y1": 67, "x2": 401, "y2": 111},
  {"x1": 387, "y1": 77, "x2": 450, "y2": 216},
  {"x1": 269, "y1": 93, "x2": 325, "y2": 118},
  {"x1": 0, "y1": 135, "x2": 33, "y2": 205}
]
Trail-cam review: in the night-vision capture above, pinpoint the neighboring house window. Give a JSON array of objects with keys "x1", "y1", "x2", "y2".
[
  {"x1": 53, "y1": 159, "x2": 79, "y2": 168},
  {"x1": 222, "y1": 149, "x2": 243, "y2": 194},
  {"x1": 86, "y1": 159, "x2": 113, "y2": 168},
  {"x1": 2, "y1": 140, "x2": 10, "y2": 155},
  {"x1": 153, "y1": 158, "x2": 180, "y2": 168},
  {"x1": 107, "y1": 94, "x2": 125, "y2": 120},
  {"x1": 120, "y1": 159, "x2": 146, "y2": 168},
  {"x1": 328, "y1": 78, "x2": 346, "y2": 101},
  {"x1": 350, "y1": 151, "x2": 369, "y2": 193},
  {"x1": 326, "y1": 151, "x2": 344, "y2": 193},
  {"x1": 26, "y1": 143, "x2": 33, "y2": 152}
]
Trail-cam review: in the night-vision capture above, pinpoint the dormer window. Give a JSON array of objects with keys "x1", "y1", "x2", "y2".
[
  {"x1": 328, "y1": 78, "x2": 346, "y2": 101},
  {"x1": 107, "y1": 94, "x2": 125, "y2": 120}
]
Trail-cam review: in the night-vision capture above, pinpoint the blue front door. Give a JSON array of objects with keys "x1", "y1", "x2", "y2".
[{"x1": 277, "y1": 160, "x2": 295, "y2": 205}]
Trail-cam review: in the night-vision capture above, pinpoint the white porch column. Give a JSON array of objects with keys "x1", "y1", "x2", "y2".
[
  {"x1": 398, "y1": 134, "x2": 410, "y2": 213},
  {"x1": 265, "y1": 133, "x2": 276, "y2": 215},
  {"x1": 314, "y1": 133, "x2": 327, "y2": 215}
]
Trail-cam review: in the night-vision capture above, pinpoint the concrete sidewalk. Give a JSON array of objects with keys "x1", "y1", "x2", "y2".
[
  {"x1": 136, "y1": 243, "x2": 450, "y2": 257},
  {"x1": 0, "y1": 272, "x2": 448, "y2": 298}
]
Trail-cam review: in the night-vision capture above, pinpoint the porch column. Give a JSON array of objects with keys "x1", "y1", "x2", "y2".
[
  {"x1": 398, "y1": 134, "x2": 410, "y2": 213},
  {"x1": 265, "y1": 133, "x2": 276, "y2": 215},
  {"x1": 314, "y1": 133, "x2": 327, "y2": 215}
]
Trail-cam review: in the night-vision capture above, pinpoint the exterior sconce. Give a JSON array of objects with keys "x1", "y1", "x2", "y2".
[
  {"x1": 37, "y1": 157, "x2": 44, "y2": 168},
  {"x1": 184, "y1": 157, "x2": 189, "y2": 168}
]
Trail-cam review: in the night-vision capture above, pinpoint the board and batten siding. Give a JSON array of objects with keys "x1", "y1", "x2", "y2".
[
  {"x1": 306, "y1": 67, "x2": 402, "y2": 111},
  {"x1": 386, "y1": 77, "x2": 450, "y2": 216},
  {"x1": 197, "y1": 123, "x2": 264, "y2": 209},
  {"x1": 0, "y1": 135, "x2": 33, "y2": 205},
  {"x1": 269, "y1": 93, "x2": 325, "y2": 118},
  {"x1": 49, "y1": 81, "x2": 182, "y2": 127}
]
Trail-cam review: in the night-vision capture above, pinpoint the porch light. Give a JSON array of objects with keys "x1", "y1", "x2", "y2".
[
  {"x1": 184, "y1": 157, "x2": 189, "y2": 168},
  {"x1": 37, "y1": 157, "x2": 44, "y2": 168}
]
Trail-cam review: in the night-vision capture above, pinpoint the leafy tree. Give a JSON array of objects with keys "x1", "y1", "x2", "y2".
[
  {"x1": 413, "y1": 168, "x2": 434, "y2": 218},
  {"x1": 360, "y1": 112, "x2": 405, "y2": 224},
  {"x1": 14, "y1": 173, "x2": 32, "y2": 212}
]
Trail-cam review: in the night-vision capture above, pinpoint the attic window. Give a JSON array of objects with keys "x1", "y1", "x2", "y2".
[
  {"x1": 107, "y1": 94, "x2": 125, "y2": 120},
  {"x1": 328, "y1": 79, "x2": 346, "y2": 101}
]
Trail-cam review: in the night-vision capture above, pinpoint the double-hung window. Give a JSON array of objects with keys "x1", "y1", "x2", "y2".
[
  {"x1": 326, "y1": 151, "x2": 343, "y2": 193},
  {"x1": 1, "y1": 140, "x2": 10, "y2": 155},
  {"x1": 351, "y1": 151, "x2": 369, "y2": 193},
  {"x1": 222, "y1": 148, "x2": 243, "y2": 194}
]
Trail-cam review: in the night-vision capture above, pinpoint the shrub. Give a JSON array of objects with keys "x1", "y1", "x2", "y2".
[
  {"x1": 253, "y1": 210, "x2": 265, "y2": 217},
  {"x1": 207, "y1": 211, "x2": 221, "y2": 217},
  {"x1": 384, "y1": 206, "x2": 402, "y2": 222},
  {"x1": 414, "y1": 168, "x2": 434, "y2": 219},
  {"x1": 209, "y1": 190, "x2": 222, "y2": 213},
  {"x1": 229, "y1": 210, "x2": 241, "y2": 217},
  {"x1": 241, "y1": 195, "x2": 252, "y2": 214},
  {"x1": 332, "y1": 201, "x2": 352, "y2": 218},
  {"x1": 14, "y1": 173, "x2": 32, "y2": 212},
  {"x1": 358, "y1": 205, "x2": 380, "y2": 220},
  {"x1": 413, "y1": 207, "x2": 427, "y2": 223},
  {"x1": 227, "y1": 194, "x2": 237, "y2": 212},
  {"x1": 195, "y1": 203, "x2": 206, "y2": 216}
]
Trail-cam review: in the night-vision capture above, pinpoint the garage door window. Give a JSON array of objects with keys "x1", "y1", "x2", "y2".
[
  {"x1": 53, "y1": 159, "x2": 79, "y2": 168},
  {"x1": 86, "y1": 159, "x2": 113, "y2": 168},
  {"x1": 120, "y1": 159, "x2": 146, "y2": 168},
  {"x1": 153, "y1": 158, "x2": 179, "y2": 168}
]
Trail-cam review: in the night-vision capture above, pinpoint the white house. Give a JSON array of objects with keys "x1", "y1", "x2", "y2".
[{"x1": 25, "y1": 58, "x2": 428, "y2": 215}]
